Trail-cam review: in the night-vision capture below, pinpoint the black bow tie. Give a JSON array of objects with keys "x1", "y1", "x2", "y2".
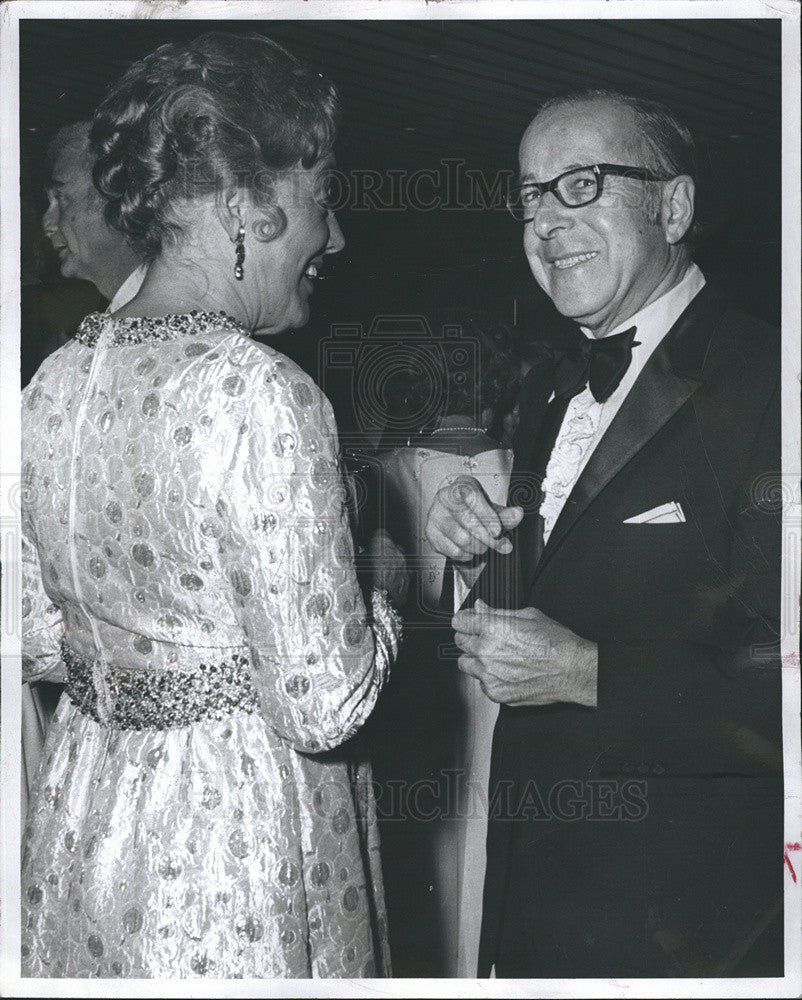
[{"x1": 549, "y1": 325, "x2": 640, "y2": 403}]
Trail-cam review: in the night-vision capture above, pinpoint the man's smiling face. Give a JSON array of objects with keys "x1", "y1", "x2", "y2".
[{"x1": 520, "y1": 99, "x2": 674, "y2": 336}]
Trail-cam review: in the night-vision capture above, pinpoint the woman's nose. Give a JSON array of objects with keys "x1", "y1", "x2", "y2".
[{"x1": 325, "y1": 211, "x2": 345, "y2": 255}]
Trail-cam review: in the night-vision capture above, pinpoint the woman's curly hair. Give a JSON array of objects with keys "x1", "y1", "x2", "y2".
[{"x1": 91, "y1": 32, "x2": 339, "y2": 261}]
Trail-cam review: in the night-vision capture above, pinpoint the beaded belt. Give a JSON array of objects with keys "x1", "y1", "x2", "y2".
[{"x1": 62, "y1": 639, "x2": 260, "y2": 731}]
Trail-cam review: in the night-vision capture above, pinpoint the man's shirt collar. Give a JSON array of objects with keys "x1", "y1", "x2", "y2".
[
  {"x1": 582, "y1": 263, "x2": 706, "y2": 355},
  {"x1": 107, "y1": 263, "x2": 148, "y2": 314}
]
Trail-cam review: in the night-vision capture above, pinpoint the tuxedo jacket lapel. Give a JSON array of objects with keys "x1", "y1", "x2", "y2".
[
  {"x1": 530, "y1": 283, "x2": 724, "y2": 586},
  {"x1": 510, "y1": 357, "x2": 558, "y2": 476}
]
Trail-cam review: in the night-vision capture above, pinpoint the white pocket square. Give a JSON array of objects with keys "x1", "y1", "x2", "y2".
[{"x1": 623, "y1": 501, "x2": 686, "y2": 524}]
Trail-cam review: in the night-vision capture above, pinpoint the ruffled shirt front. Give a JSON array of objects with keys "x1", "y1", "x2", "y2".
[{"x1": 540, "y1": 264, "x2": 706, "y2": 541}]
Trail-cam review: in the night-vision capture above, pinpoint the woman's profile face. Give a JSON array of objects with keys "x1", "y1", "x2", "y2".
[{"x1": 252, "y1": 157, "x2": 345, "y2": 335}]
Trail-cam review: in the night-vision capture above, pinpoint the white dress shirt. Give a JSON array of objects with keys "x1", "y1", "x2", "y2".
[
  {"x1": 106, "y1": 262, "x2": 148, "y2": 313},
  {"x1": 540, "y1": 263, "x2": 706, "y2": 542}
]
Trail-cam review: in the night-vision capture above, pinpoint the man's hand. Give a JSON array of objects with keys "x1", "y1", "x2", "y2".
[
  {"x1": 425, "y1": 475, "x2": 524, "y2": 563},
  {"x1": 453, "y1": 598, "x2": 598, "y2": 707}
]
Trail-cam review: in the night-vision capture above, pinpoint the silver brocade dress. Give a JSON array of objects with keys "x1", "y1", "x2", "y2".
[{"x1": 20, "y1": 311, "x2": 398, "y2": 979}]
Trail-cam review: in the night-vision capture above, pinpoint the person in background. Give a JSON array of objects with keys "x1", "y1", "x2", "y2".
[
  {"x1": 369, "y1": 313, "x2": 521, "y2": 976},
  {"x1": 24, "y1": 121, "x2": 146, "y2": 386},
  {"x1": 21, "y1": 32, "x2": 400, "y2": 978},
  {"x1": 21, "y1": 122, "x2": 148, "y2": 820},
  {"x1": 42, "y1": 121, "x2": 144, "y2": 308},
  {"x1": 426, "y1": 89, "x2": 782, "y2": 977}
]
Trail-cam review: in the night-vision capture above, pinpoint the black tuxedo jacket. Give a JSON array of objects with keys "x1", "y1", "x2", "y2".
[{"x1": 474, "y1": 284, "x2": 783, "y2": 977}]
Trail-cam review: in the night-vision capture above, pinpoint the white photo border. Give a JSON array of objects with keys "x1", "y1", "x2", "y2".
[{"x1": 1, "y1": 2, "x2": 799, "y2": 997}]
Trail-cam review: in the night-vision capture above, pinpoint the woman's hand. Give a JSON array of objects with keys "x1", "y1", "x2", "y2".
[{"x1": 367, "y1": 529, "x2": 409, "y2": 607}]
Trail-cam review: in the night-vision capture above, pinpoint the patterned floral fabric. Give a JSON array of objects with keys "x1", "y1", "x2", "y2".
[
  {"x1": 377, "y1": 446, "x2": 514, "y2": 612},
  {"x1": 539, "y1": 387, "x2": 605, "y2": 541},
  {"x1": 21, "y1": 311, "x2": 398, "y2": 978}
]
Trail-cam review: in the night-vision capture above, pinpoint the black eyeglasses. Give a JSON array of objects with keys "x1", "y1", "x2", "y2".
[{"x1": 506, "y1": 163, "x2": 667, "y2": 221}]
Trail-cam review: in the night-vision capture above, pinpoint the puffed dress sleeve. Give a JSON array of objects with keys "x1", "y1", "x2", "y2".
[
  {"x1": 21, "y1": 528, "x2": 64, "y2": 684},
  {"x1": 218, "y1": 363, "x2": 400, "y2": 754}
]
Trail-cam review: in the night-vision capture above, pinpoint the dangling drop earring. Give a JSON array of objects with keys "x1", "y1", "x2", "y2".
[{"x1": 234, "y1": 223, "x2": 245, "y2": 280}]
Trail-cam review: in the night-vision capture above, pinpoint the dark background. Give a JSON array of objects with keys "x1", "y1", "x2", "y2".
[
  {"x1": 17, "y1": 17, "x2": 785, "y2": 975},
  {"x1": 20, "y1": 17, "x2": 781, "y2": 425}
]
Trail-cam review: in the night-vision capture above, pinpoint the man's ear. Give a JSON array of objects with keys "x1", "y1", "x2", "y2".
[{"x1": 660, "y1": 175, "x2": 695, "y2": 245}]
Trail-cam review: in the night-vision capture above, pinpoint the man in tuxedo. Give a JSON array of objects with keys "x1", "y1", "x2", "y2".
[{"x1": 426, "y1": 90, "x2": 782, "y2": 977}]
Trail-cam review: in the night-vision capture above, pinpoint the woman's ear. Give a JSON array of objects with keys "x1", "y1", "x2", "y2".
[
  {"x1": 660, "y1": 175, "x2": 695, "y2": 245},
  {"x1": 214, "y1": 186, "x2": 247, "y2": 244}
]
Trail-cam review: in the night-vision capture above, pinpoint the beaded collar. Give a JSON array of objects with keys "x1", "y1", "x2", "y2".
[{"x1": 74, "y1": 309, "x2": 250, "y2": 348}]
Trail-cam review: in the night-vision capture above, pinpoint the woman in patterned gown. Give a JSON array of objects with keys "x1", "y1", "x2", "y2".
[{"x1": 21, "y1": 33, "x2": 399, "y2": 979}]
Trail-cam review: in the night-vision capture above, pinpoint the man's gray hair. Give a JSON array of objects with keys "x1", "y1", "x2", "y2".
[{"x1": 45, "y1": 121, "x2": 94, "y2": 182}]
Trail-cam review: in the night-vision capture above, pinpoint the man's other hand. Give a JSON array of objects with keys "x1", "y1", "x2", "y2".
[{"x1": 453, "y1": 599, "x2": 598, "y2": 707}]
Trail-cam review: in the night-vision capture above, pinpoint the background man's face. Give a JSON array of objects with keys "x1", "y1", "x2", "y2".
[
  {"x1": 42, "y1": 140, "x2": 120, "y2": 287},
  {"x1": 520, "y1": 100, "x2": 672, "y2": 335}
]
